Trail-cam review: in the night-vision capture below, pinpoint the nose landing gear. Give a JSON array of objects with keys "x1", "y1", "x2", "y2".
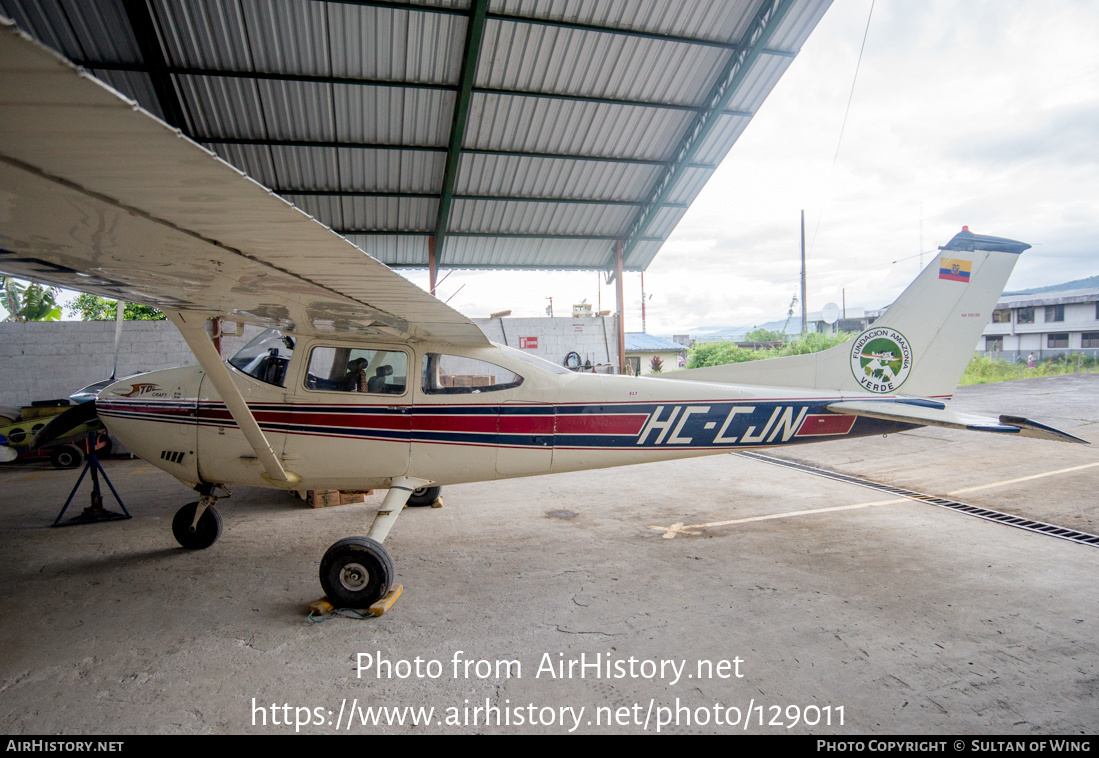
[
  {"x1": 172, "y1": 485, "x2": 228, "y2": 549},
  {"x1": 172, "y1": 501, "x2": 223, "y2": 549}
]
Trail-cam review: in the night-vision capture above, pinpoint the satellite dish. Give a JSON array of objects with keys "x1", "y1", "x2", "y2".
[{"x1": 822, "y1": 302, "x2": 840, "y2": 325}]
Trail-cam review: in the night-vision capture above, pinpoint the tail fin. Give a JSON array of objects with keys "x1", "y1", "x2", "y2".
[{"x1": 665, "y1": 229, "x2": 1029, "y2": 398}]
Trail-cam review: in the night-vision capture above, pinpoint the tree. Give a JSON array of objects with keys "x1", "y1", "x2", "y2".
[
  {"x1": 742, "y1": 327, "x2": 787, "y2": 343},
  {"x1": 0, "y1": 276, "x2": 62, "y2": 321},
  {"x1": 649, "y1": 355, "x2": 664, "y2": 373},
  {"x1": 67, "y1": 293, "x2": 165, "y2": 321},
  {"x1": 687, "y1": 332, "x2": 854, "y2": 369}
]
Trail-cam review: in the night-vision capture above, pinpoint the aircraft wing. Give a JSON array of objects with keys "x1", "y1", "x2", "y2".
[
  {"x1": 0, "y1": 20, "x2": 487, "y2": 345},
  {"x1": 826, "y1": 401, "x2": 1089, "y2": 444}
]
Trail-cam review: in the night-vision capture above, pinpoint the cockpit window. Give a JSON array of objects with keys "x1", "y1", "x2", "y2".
[
  {"x1": 498, "y1": 345, "x2": 573, "y2": 375},
  {"x1": 421, "y1": 354, "x2": 523, "y2": 394},
  {"x1": 305, "y1": 346, "x2": 408, "y2": 395},
  {"x1": 227, "y1": 329, "x2": 295, "y2": 387}
]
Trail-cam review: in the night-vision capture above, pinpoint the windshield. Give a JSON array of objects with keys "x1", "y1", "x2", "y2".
[
  {"x1": 498, "y1": 345, "x2": 573, "y2": 375},
  {"x1": 228, "y1": 329, "x2": 295, "y2": 387}
]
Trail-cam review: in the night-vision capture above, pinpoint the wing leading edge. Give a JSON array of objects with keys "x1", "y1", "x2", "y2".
[
  {"x1": 826, "y1": 401, "x2": 1088, "y2": 444},
  {"x1": 0, "y1": 19, "x2": 487, "y2": 345}
]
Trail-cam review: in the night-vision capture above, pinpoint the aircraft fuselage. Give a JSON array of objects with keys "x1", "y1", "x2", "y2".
[{"x1": 96, "y1": 337, "x2": 907, "y2": 493}]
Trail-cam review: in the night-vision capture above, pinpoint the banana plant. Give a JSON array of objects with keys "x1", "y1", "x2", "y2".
[{"x1": 0, "y1": 276, "x2": 61, "y2": 321}]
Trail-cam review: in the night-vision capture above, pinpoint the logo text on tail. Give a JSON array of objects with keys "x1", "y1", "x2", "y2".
[{"x1": 850, "y1": 328, "x2": 912, "y2": 393}]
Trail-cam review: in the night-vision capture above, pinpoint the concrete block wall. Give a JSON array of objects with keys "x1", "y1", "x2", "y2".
[
  {"x1": 474, "y1": 316, "x2": 618, "y2": 372},
  {"x1": 0, "y1": 316, "x2": 619, "y2": 408},
  {"x1": 0, "y1": 321, "x2": 261, "y2": 408}
]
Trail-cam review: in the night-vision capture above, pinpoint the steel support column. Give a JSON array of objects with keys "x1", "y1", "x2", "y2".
[
  {"x1": 433, "y1": 0, "x2": 488, "y2": 265},
  {"x1": 428, "y1": 236, "x2": 438, "y2": 296},
  {"x1": 121, "y1": 0, "x2": 187, "y2": 130},
  {"x1": 615, "y1": 240, "x2": 626, "y2": 374}
]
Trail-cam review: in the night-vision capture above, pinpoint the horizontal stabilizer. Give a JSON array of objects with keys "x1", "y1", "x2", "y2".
[{"x1": 826, "y1": 401, "x2": 1089, "y2": 444}]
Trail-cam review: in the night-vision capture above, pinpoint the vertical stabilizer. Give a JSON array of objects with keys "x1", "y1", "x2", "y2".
[{"x1": 664, "y1": 229, "x2": 1029, "y2": 399}]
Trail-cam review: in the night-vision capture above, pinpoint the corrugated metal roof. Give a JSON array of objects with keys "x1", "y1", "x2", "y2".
[
  {"x1": 625, "y1": 332, "x2": 686, "y2": 352},
  {"x1": 997, "y1": 288, "x2": 1099, "y2": 309},
  {"x1": 0, "y1": 0, "x2": 831, "y2": 273}
]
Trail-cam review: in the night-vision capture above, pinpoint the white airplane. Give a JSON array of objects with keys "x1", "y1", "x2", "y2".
[{"x1": 0, "y1": 23, "x2": 1086, "y2": 609}]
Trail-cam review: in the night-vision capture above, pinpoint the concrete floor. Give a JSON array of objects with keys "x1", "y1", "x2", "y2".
[{"x1": 0, "y1": 375, "x2": 1096, "y2": 735}]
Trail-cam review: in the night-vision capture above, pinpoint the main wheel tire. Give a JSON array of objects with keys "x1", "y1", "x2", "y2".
[
  {"x1": 172, "y1": 502, "x2": 223, "y2": 549},
  {"x1": 50, "y1": 444, "x2": 83, "y2": 469},
  {"x1": 319, "y1": 537, "x2": 394, "y2": 608},
  {"x1": 406, "y1": 485, "x2": 441, "y2": 507}
]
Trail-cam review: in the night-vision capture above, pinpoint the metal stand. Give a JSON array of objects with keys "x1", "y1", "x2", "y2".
[{"x1": 52, "y1": 449, "x2": 131, "y2": 527}]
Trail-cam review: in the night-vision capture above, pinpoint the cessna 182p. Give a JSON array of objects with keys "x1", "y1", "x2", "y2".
[{"x1": 0, "y1": 22, "x2": 1087, "y2": 609}]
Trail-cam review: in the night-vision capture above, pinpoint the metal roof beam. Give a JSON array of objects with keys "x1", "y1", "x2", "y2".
[
  {"x1": 336, "y1": 230, "x2": 664, "y2": 242},
  {"x1": 199, "y1": 137, "x2": 718, "y2": 170},
  {"x1": 465, "y1": 148, "x2": 717, "y2": 169},
  {"x1": 433, "y1": 0, "x2": 488, "y2": 266},
  {"x1": 301, "y1": 0, "x2": 802, "y2": 62},
  {"x1": 489, "y1": 10, "x2": 753, "y2": 52},
  {"x1": 324, "y1": 0, "x2": 466, "y2": 16},
  {"x1": 613, "y1": 0, "x2": 796, "y2": 272},
  {"x1": 199, "y1": 137, "x2": 443, "y2": 152},
  {"x1": 383, "y1": 262, "x2": 647, "y2": 272},
  {"x1": 280, "y1": 189, "x2": 688, "y2": 208},
  {"x1": 80, "y1": 60, "x2": 456, "y2": 92},
  {"x1": 79, "y1": 60, "x2": 756, "y2": 116},
  {"x1": 120, "y1": 0, "x2": 187, "y2": 130}
]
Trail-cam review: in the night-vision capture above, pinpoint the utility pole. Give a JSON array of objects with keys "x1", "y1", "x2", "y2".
[
  {"x1": 640, "y1": 272, "x2": 647, "y2": 333},
  {"x1": 800, "y1": 210, "x2": 807, "y2": 335}
]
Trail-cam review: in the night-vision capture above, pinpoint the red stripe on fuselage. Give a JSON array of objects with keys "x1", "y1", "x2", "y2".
[
  {"x1": 553, "y1": 414, "x2": 649, "y2": 436},
  {"x1": 413, "y1": 414, "x2": 498, "y2": 434},
  {"x1": 287, "y1": 410, "x2": 408, "y2": 431},
  {"x1": 795, "y1": 414, "x2": 856, "y2": 437},
  {"x1": 499, "y1": 415, "x2": 555, "y2": 435}
]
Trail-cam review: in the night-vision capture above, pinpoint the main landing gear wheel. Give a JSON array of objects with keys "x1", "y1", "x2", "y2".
[
  {"x1": 172, "y1": 501, "x2": 223, "y2": 549},
  {"x1": 50, "y1": 444, "x2": 83, "y2": 469},
  {"x1": 405, "y1": 485, "x2": 441, "y2": 507},
  {"x1": 319, "y1": 537, "x2": 394, "y2": 608}
]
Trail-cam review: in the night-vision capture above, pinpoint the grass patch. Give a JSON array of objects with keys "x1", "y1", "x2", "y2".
[
  {"x1": 961, "y1": 354, "x2": 1099, "y2": 385},
  {"x1": 687, "y1": 337, "x2": 1099, "y2": 386}
]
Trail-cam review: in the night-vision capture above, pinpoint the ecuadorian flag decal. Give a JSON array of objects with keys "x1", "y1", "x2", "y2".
[{"x1": 939, "y1": 257, "x2": 972, "y2": 283}]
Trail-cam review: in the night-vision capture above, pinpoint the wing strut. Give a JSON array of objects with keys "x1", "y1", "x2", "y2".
[{"x1": 169, "y1": 311, "x2": 302, "y2": 487}]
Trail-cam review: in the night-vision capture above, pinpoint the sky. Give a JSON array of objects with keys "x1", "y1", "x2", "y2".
[{"x1": 398, "y1": 0, "x2": 1099, "y2": 336}]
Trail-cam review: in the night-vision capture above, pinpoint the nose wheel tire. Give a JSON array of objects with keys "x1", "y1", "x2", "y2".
[
  {"x1": 172, "y1": 501, "x2": 223, "y2": 549},
  {"x1": 406, "y1": 485, "x2": 441, "y2": 507},
  {"x1": 320, "y1": 537, "x2": 394, "y2": 608}
]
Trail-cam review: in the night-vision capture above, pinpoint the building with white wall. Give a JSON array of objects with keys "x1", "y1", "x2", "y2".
[
  {"x1": 624, "y1": 333, "x2": 687, "y2": 375},
  {"x1": 980, "y1": 287, "x2": 1099, "y2": 362},
  {"x1": 473, "y1": 316, "x2": 618, "y2": 374}
]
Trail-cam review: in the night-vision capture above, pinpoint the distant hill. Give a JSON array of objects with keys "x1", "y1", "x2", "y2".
[
  {"x1": 1005, "y1": 274, "x2": 1099, "y2": 296},
  {"x1": 688, "y1": 318, "x2": 800, "y2": 343}
]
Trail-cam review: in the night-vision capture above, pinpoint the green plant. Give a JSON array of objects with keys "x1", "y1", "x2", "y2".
[
  {"x1": 67, "y1": 293, "x2": 165, "y2": 320},
  {"x1": 687, "y1": 332, "x2": 853, "y2": 369},
  {"x1": 742, "y1": 327, "x2": 787, "y2": 343},
  {"x1": 0, "y1": 276, "x2": 61, "y2": 321},
  {"x1": 961, "y1": 354, "x2": 1099, "y2": 385}
]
